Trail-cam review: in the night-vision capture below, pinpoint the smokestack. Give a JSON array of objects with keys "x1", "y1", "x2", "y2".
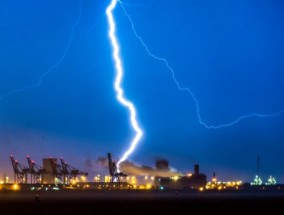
[
  {"x1": 194, "y1": 164, "x2": 199, "y2": 175},
  {"x1": 257, "y1": 155, "x2": 260, "y2": 176}
]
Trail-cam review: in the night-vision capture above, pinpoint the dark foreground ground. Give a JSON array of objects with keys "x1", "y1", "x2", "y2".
[{"x1": 0, "y1": 190, "x2": 284, "y2": 214}]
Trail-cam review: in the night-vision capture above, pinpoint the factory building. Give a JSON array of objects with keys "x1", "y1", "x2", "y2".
[
  {"x1": 155, "y1": 159, "x2": 169, "y2": 171},
  {"x1": 156, "y1": 164, "x2": 207, "y2": 190}
]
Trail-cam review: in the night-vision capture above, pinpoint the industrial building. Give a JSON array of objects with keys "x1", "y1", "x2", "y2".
[
  {"x1": 7, "y1": 154, "x2": 284, "y2": 192},
  {"x1": 156, "y1": 164, "x2": 207, "y2": 190},
  {"x1": 155, "y1": 159, "x2": 170, "y2": 171},
  {"x1": 8, "y1": 154, "x2": 209, "y2": 191}
]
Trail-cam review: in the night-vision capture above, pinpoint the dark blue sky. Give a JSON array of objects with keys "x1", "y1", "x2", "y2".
[{"x1": 0, "y1": 0, "x2": 284, "y2": 182}]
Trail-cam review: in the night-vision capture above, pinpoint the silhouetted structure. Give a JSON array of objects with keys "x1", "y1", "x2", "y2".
[
  {"x1": 10, "y1": 155, "x2": 30, "y2": 184},
  {"x1": 194, "y1": 164, "x2": 199, "y2": 175},
  {"x1": 107, "y1": 153, "x2": 127, "y2": 182},
  {"x1": 257, "y1": 156, "x2": 260, "y2": 176},
  {"x1": 10, "y1": 155, "x2": 88, "y2": 185},
  {"x1": 155, "y1": 159, "x2": 169, "y2": 171},
  {"x1": 26, "y1": 156, "x2": 46, "y2": 184},
  {"x1": 60, "y1": 158, "x2": 88, "y2": 184},
  {"x1": 157, "y1": 164, "x2": 207, "y2": 189}
]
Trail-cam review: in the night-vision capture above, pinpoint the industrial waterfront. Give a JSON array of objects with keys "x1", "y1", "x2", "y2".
[
  {"x1": 0, "y1": 153, "x2": 282, "y2": 192},
  {"x1": 1, "y1": 153, "x2": 284, "y2": 214}
]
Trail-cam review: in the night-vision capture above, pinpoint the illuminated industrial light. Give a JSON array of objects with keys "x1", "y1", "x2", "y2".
[
  {"x1": 13, "y1": 184, "x2": 20, "y2": 191},
  {"x1": 265, "y1": 176, "x2": 277, "y2": 185},
  {"x1": 251, "y1": 175, "x2": 263, "y2": 185},
  {"x1": 199, "y1": 187, "x2": 204, "y2": 192},
  {"x1": 172, "y1": 176, "x2": 179, "y2": 181},
  {"x1": 146, "y1": 184, "x2": 152, "y2": 189},
  {"x1": 187, "y1": 173, "x2": 193, "y2": 177}
]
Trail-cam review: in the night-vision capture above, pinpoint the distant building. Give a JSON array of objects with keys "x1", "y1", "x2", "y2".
[
  {"x1": 42, "y1": 158, "x2": 60, "y2": 184},
  {"x1": 156, "y1": 164, "x2": 207, "y2": 189},
  {"x1": 155, "y1": 159, "x2": 169, "y2": 171}
]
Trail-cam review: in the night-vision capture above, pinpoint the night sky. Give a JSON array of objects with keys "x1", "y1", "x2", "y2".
[{"x1": 0, "y1": 0, "x2": 284, "y2": 183}]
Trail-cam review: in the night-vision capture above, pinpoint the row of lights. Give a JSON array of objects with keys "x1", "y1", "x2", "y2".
[
  {"x1": 205, "y1": 179, "x2": 243, "y2": 190},
  {"x1": 93, "y1": 175, "x2": 155, "y2": 184}
]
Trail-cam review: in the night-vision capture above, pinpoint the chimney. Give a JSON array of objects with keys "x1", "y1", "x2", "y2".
[{"x1": 194, "y1": 164, "x2": 199, "y2": 175}]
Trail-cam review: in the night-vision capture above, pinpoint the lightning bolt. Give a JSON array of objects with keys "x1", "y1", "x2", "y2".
[
  {"x1": 119, "y1": 3, "x2": 284, "y2": 129},
  {"x1": 106, "y1": 0, "x2": 143, "y2": 169},
  {"x1": 0, "y1": 0, "x2": 82, "y2": 101}
]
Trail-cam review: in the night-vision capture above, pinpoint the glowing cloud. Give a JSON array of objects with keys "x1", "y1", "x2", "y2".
[{"x1": 106, "y1": 0, "x2": 143, "y2": 169}]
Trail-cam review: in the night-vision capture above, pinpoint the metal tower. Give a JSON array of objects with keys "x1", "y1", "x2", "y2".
[
  {"x1": 10, "y1": 155, "x2": 30, "y2": 184},
  {"x1": 107, "y1": 153, "x2": 127, "y2": 182}
]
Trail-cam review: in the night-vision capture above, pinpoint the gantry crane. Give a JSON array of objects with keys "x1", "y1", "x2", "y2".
[
  {"x1": 48, "y1": 157, "x2": 63, "y2": 183},
  {"x1": 60, "y1": 158, "x2": 88, "y2": 184},
  {"x1": 107, "y1": 153, "x2": 127, "y2": 182},
  {"x1": 10, "y1": 155, "x2": 30, "y2": 184},
  {"x1": 26, "y1": 156, "x2": 46, "y2": 184}
]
